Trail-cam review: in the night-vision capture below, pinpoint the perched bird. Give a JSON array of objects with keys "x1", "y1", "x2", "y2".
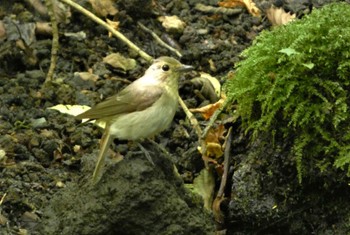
[{"x1": 76, "y1": 56, "x2": 193, "y2": 183}]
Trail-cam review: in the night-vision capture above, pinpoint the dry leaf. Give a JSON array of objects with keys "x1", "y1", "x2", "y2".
[
  {"x1": 106, "y1": 19, "x2": 120, "y2": 37},
  {"x1": 35, "y1": 22, "x2": 52, "y2": 35},
  {"x1": 0, "y1": 21, "x2": 6, "y2": 40},
  {"x1": 206, "y1": 125, "x2": 226, "y2": 144},
  {"x1": 189, "y1": 95, "x2": 226, "y2": 120},
  {"x1": 204, "y1": 124, "x2": 226, "y2": 159},
  {"x1": 192, "y1": 168, "x2": 215, "y2": 211},
  {"x1": 190, "y1": 72, "x2": 221, "y2": 103},
  {"x1": 206, "y1": 142, "x2": 224, "y2": 159},
  {"x1": 103, "y1": 53, "x2": 137, "y2": 71},
  {"x1": 218, "y1": 0, "x2": 261, "y2": 17},
  {"x1": 266, "y1": 6, "x2": 296, "y2": 26},
  {"x1": 75, "y1": 72, "x2": 99, "y2": 82},
  {"x1": 0, "y1": 213, "x2": 8, "y2": 226},
  {"x1": 89, "y1": 0, "x2": 118, "y2": 17},
  {"x1": 158, "y1": 15, "x2": 186, "y2": 34},
  {"x1": 212, "y1": 197, "x2": 225, "y2": 224},
  {"x1": 199, "y1": 72, "x2": 221, "y2": 97}
]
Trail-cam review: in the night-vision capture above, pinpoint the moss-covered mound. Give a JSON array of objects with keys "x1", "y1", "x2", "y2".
[{"x1": 226, "y1": 2, "x2": 350, "y2": 182}]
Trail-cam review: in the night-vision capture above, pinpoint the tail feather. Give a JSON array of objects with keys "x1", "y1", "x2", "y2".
[{"x1": 92, "y1": 127, "x2": 112, "y2": 184}]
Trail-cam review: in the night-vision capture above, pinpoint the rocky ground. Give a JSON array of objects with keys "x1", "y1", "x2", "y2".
[{"x1": 1, "y1": 0, "x2": 350, "y2": 234}]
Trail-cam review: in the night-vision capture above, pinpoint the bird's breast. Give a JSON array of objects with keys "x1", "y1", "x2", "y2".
[{"x1": 108, "y1": 91, "x2": 178, "y2": 140}]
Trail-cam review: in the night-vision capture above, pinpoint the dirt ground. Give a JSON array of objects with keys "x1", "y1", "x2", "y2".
[{"x1": 1, "y1": 0, "x2": 350, "y2": 234}]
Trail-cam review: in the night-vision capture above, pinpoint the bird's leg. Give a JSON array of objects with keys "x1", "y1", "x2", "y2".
[
  {"x1": 147, "y1": 138, "x2": 174, "y2": 161},
  {"x1": 136, "y1": 142, "x2": 155, "y2": 166}
]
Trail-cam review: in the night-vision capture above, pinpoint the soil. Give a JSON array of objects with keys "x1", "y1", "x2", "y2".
[{"x1": 1, "y1": 0, "x2": 349, "y2": 235}]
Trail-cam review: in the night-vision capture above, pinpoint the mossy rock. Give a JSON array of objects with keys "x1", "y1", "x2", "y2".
[{"x1": 226, "y1": 2, "x2": 350, "y2": 182}]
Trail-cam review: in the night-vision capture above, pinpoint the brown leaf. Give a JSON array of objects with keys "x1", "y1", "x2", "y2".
[
  {"x1": 189, "y1": 96, "x2": 226, "y2": 120},
  {"x1": 0, "y1": 21, "x2": 6, "y2": 40},
  {"x1": 266, "y1": 6, "x2": 296, "y2": 26},
  {"x1": 212, "y1": 196, "x2": 225, "y2": 224},
  {"x1": 204, "y1": 124, "x2": 226, "y2": 159},
  {"x1": 206, "y1": 124, "x2": 226, "y2": 146},
  {"x1": 218, "y1": 0, "x2": 261, "y2": 17}
]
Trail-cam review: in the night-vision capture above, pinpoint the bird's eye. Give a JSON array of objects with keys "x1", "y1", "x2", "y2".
[{"x1": 162, "y1": 64, "x2": 170, "y2": 71}]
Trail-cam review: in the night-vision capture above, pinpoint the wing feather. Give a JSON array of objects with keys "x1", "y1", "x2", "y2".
[{"x1": 77, "y1": 82, "x2": 163, "y2": 120}]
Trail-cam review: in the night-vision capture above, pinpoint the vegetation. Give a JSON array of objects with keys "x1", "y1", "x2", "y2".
[{"x1": 226, "y1": 3, "x2": 350, "y2": 182}]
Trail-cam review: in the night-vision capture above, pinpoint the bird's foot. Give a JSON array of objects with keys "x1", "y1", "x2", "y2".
[{"x1": 137, "y1": 142, "x2": 155, "y2": 166}]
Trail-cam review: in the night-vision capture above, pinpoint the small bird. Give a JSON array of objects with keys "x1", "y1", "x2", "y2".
[{"x1": 76, "y1": 56, "x2": 193, "y2": 183}]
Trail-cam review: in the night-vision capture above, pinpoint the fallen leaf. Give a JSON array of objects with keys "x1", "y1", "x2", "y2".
[
  {"x1": 48, "y1": 104, "x2": 107, "y2": 129},
  {"x1": 266, "y1": 6, "x2": 296, "y2": 26},
  {"x1": 208, "y1": 124, "x2": 226, "y2": 142},
  {"x1": 0, "y1": 21, "x2": 6, "y2": 40},
  {"x1": 200, "y1": 72, "x2": 221, "y2": 97},
  {"x1": 75, "y1": 72, "x2": 99, "y2": 82},
  {"x1": 205, "y1": 124, "x2": 226, "y2": 159},
  {"x1": 192, "y1": 168, "x2": 215, "y2": 211},
  {"x1": 189, "y1": 95, "x2": 226, "y2": 120},
  {"x1": 48, "y1": 104, "x2": 91, "y2": 117},
  {"x1": 158, "y1": 15, "x2": 186, "y2": 34},
  {"x1": 89, "y1": 0, "x2": 118, "y2": 17},
  {"x1": 212, "y1": 197, "x2": 225, "y2": 224},
  {"x1": 0, "y1": 213, "x2": 8, "y2": 226},
  {"x1": 63, "y1": 31, "x2": 86, "y2": 41},
  {"x1": 103, "y1": 53, "x2": 137, "y2": 72},
  {"x1": 189, "y1": 73, "x2": 221, "y2": 103},
  {"x1": 218, "y1": 0, "x2": 261, "y2": 17},
  {"x1": 206, "y1": 142, "x2": 224, "y2": 159},
  {"x1": 106, "y1": 19, "x2": 120, "y2": 37}
]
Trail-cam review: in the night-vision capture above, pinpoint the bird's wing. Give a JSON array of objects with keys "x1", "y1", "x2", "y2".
[{"x1": 76, "y1": 82, "x2": 163, "y2": 120}]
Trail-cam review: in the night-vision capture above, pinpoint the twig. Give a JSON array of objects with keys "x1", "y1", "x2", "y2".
[
  {"x1": 195, "y1": 3, "x2": 243, "y2": 15},
  {"x1": 44, "y1": 0, "x2": 59, "y2": 82},
  {"x1": 59, "y1": 0, "x2": 153, "y2": 62},
  {"x1": 0, "y1": 192, "x2": 7, "y2": 205},
  {"x1": 178, "y1": 96, "x2": 202, "y2": 138},
  {"x1": 217, "y1": 127, "x2": 232, "y2": 198},
  {"x1": 137, "y1": 22, "x2": 182, "y2": 58}
]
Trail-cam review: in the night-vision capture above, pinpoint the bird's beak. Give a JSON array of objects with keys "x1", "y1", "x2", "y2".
[{"x1": 177, "y1": 64, "x2": 194, "y2": 72}]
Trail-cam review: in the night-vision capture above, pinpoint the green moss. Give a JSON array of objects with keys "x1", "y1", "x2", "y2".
[{"x1": 226, "y1": 3, "x2": 350, "y2": 182}]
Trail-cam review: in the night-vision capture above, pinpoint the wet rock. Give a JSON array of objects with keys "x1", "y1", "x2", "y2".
[{"x1": 38, "y1": 155, "x2": 214, "y2": 235}]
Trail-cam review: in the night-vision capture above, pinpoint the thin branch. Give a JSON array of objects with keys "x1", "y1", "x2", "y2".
[
  {"x1": 195, "y1": 3, "x2": 243, "y2": 15},
  {"x1": 44, "y1": 0, "x2": 59, "y2": 82},
  {"x1": 59, "y1": 0, "x2": 153, "y2": 62},
  {"x1": 178, "y1": 96, "x2": 202, "y2": 138},
  {"x1": 137, "y1": 22, "x2": 182, "y2": 58},
  {"x1": 217, "y1": 127, "x2": 232, "y2": 198}
]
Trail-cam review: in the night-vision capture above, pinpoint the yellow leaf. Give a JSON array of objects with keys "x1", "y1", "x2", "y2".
[
  {"x1": 106, "y1": 19, "x2": 120, "y2": 37},
  {"x1": 266, "y1": 6, "x2": 296, "y2": 26},
  {"x1": 218, "y1": 0, "x2": 261, "y2": 17}
]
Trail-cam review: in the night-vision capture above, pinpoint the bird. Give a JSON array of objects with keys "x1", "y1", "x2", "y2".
[{"x1": 76, "y1": 56, "x2": 193, "y2": 183}]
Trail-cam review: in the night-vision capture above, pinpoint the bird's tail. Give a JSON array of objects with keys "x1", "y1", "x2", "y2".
[{"x1": 92, "y1": 127, "x2": 112, "y2": 184}]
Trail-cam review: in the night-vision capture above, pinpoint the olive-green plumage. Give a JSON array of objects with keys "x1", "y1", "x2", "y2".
[{"x1": 77, "y1": 56, "x2": 193, "y2": 183}]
